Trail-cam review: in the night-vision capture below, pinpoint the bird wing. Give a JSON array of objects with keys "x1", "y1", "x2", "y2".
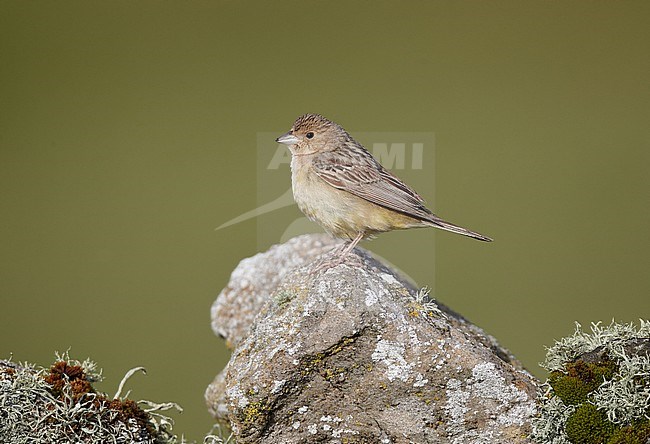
[{"x1": 312, "y1": 142, "x2": 435, "y2": 222}]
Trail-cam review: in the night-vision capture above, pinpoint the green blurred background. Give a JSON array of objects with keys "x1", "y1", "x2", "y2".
[{"x1": 1, "y1": 1, "x2": 648, "y2": 440}]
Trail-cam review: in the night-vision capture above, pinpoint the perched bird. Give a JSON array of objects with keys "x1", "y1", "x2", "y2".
[{"x1": 276, "y1": 113, "x2": 492, "y2": 257}]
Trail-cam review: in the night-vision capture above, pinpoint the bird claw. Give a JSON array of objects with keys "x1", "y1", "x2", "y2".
[{"x1": 309, "y1": 245, "x2": 363, "y2": 275}]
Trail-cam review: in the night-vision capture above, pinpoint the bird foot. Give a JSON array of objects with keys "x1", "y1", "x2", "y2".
[{"x1": 310, "y1": 245, "x2": 363, "y2": 275}]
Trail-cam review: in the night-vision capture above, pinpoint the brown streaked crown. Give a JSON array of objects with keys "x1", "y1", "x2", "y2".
[{"x1": 292, "y1": 114, "x2": 339, "y2": 134}]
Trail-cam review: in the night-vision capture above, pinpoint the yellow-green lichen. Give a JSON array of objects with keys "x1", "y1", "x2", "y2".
[
  {"x1": 331, "y1": 337, "x2": 355, "y2": 354},
  {"x1": 299, "y1": 336, "x2": 357, "y2": 377},
  {"x1": 320, "y1": 366, "x2": 347, "y2": 382},
  {"x1": 273, "y1": 290, "x2": 295, "y2": 306},
  {"x1": 241, "y1": 401, "x2": 267, "y2": 425},
  {"x1": 300, "y1": 353, "x2": 325, "y2": 376}
]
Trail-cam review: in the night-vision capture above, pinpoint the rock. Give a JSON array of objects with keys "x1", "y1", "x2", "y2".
[
  {"x1": 210, "y1": 234, "x2": 342, "y2": 350},
  {"x1": 206, "y1": 234, "x2": 539, "y2": 443}
]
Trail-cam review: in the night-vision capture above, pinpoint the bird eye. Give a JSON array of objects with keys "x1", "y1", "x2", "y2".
[{"x1": 306, "y1": 132, "x2": 314, "y2": 139}]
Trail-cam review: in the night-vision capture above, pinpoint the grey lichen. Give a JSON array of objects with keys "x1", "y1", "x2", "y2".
[
  {"x1": 542, "y1": 320, "x2": 650, "y2": 373},
  {"x1": 444, "y1": 361, "x2": 537, "y2": 443},
  {"x1": 406, "y1": 286, "x2": 447, "y2": 319},
  {"x1": 532, "y1": 320, "x2": 650, "y2": 444},
  {"x1": 0, "y1": 352, "x2": 187, "y2": 444},
  {"x1": 203, "y1": 424, "x2": 235, "y2": 444},
  {"x1": 532, "y1": 393, "x2": 575, "y2": 444}
]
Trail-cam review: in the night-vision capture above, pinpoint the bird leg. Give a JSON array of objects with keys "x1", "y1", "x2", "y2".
[
  {"x1": 311, "y1": 232, "x2": 364, "y2": 274},
  {"x1": 339, "y1": 232, "x2": 364, "y2": 258}
]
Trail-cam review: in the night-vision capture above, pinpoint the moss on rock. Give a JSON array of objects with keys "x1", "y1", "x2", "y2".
[
  {"x1": 565, "y1": 404, "x2": 615, "y2": 444},
  {"x1": 549, "y1": 359, "x2": 617, "y2": 406},
  {"x1": 608, "y1": 420, "x2": 650, "y2": 444}
]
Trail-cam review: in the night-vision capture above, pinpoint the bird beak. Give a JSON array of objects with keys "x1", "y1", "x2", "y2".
[{"x1": 276, "y1": 132, "x2": 299, "y2": 146}]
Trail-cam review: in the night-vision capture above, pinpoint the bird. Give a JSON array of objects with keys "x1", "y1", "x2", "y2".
[{"x1": 275, "y1": 113, "x2": 492, "y2": 258}]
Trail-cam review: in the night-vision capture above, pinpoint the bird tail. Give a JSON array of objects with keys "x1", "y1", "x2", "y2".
[{"x1": 427, "y1": 217, "x2": 493, "y2": 242}]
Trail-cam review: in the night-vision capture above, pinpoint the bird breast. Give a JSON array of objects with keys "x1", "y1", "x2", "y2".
[{"x1": 290, "y1": 156, "x2": 423, "y2": 239}]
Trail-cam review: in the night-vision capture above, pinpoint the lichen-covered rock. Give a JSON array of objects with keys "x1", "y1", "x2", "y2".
[
  {"x1": 0, "y1": 354, "x2": 184, "y2": 444},
  {"x1": 532, "y1": 321, "x2": 650, "y2": 444},
  {"x1": 211, "y1": 234, "x2": 341, "y2": 350},
  {"x1": 207, "y1": 234, "x2": 538, "y2": 443}
]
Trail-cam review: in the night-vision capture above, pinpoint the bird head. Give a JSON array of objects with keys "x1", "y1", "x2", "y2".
[{"x1": 276, "y1": 113, "x2": 349, "y2": 155}]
